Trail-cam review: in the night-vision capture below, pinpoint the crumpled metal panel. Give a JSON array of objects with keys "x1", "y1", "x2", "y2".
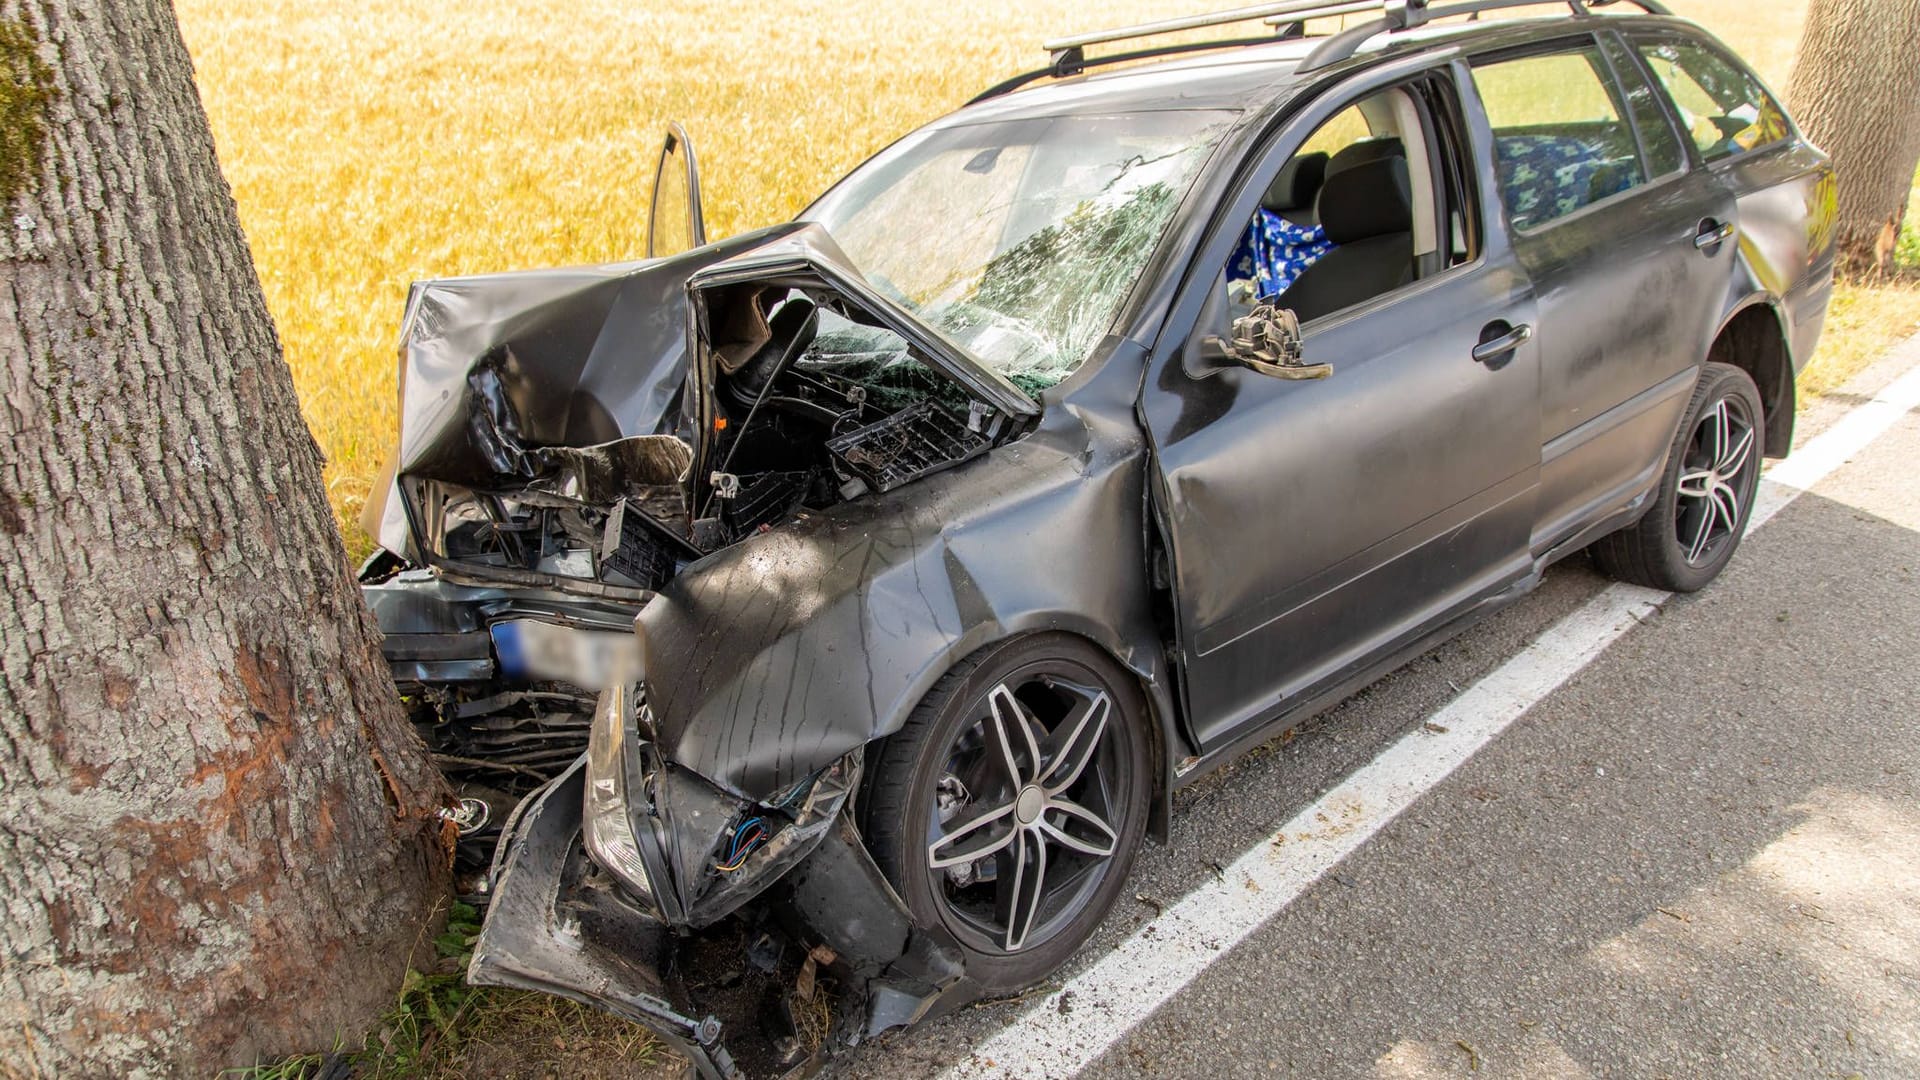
[
  {"x1": 470, "y1": 760, "x2": 744, "y2": 1080},
  {"x1": 637, "y1": 342, "x2": 1177, "y2": 801},
  {"x1": 361, "y1": 225, "x2": 802, "y2": 553}
]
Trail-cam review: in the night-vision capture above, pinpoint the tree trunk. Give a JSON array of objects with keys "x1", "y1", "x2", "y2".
[
  {"x1": 0, "y1": 1, "x2": 451, "y2": 1075},
  {"x1": 1786, "y1": 0, "x2": 1920, "y2": 273}
]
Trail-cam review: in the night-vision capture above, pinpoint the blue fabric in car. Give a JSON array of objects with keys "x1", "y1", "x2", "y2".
[
  {"x1": 1231, "y1": 212, "x2": 1335, "y2": 300},
  {"x1": 1494, "y1": 133, "x2": 1636, "y2": 230}
]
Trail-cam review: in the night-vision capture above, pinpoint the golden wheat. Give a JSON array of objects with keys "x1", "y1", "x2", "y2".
[{"x1": 174, "y1": 0, "x2": 1914, "y2": 559}]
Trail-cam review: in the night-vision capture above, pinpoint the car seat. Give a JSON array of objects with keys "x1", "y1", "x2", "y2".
[{"x1": 1276, "y1": 138, "x2": 1414, "y2": 323}]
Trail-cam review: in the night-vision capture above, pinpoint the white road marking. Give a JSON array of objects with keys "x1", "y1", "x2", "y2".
[
  {"x1": 942, "y1": 352, "x2": 1920, "y2": 1080},
  {"x1": 1751, "y1": 359, "x2": 1920, "y2": 528}
]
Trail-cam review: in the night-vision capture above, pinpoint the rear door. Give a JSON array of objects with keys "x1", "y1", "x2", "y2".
[
  {"x1": 1463, "y1": 35, "x2": 1737, "y2": 554},
  {"x1": 1143, "y1": 66, "x2": 1540, "y2": 750}
]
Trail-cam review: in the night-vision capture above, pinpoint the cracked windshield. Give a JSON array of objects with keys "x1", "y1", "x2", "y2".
[{"x1": 806, "y1": 110, "x2": 1235, "y2": 394}]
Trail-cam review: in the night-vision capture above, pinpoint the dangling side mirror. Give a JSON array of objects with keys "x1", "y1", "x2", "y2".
[
  {"x1": 647, "y1": 123, "x2": 708, "y2": 259},
  {"x1": 1186, "y1": 272, "x2": 1332, "y2": 381},
  {"x1": 1204, "y1": 303, "x2": 1332, "y2": 380}
]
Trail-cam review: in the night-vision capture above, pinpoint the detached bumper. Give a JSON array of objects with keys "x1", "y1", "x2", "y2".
[{"x1": 469, "y1": 760, "x2": 743, "y2": 1079}]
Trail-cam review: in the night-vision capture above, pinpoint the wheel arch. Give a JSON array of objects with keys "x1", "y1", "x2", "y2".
[{"x1": 1710, "y1": 298, "x2": 1796, "y2": 458}]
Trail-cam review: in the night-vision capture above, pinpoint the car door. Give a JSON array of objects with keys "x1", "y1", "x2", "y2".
[
  {"x1": 1462, "y1": 35, "x2": 1739, "y2": 554},
  {"x1": 648, "y1": 123, "x2": 707, "y2": 258},
  {"x1": 1142, "y1": 66, "x2": 1541, "y2": 750}
]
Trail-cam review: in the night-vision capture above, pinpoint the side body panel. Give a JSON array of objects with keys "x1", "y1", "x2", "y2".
[{"x1": 1717, "y1": 142, "x2": 1838, "y2": 374}]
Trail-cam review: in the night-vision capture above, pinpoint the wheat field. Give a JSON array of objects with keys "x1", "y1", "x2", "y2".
[{"x1": 174, "y1": 0, "x2": 1916, "y2": 559}]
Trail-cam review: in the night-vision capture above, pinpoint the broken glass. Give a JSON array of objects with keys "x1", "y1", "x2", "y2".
[{"x1": 805, "y1": 110, "x2": 1236, "y2": 393}]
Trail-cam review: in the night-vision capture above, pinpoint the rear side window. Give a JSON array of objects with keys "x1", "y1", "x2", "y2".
[
  {"x1": 1470, "y1": 46, "x2": 1646, "y2": 231},
  {"x1": 1634, "y1": 38, "x2": 1790, "y2": 162},
  {"x1": 1599, "y1": 34, "x2": 1686, "y2": 179}
]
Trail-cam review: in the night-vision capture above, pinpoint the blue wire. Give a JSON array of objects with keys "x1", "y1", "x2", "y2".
[{"x1": 716, "y1": 816, "x2": 768, "y2": 870}]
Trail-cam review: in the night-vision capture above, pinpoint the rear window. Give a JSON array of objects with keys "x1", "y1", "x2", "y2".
[
  {"x1": 1633, "y1": 37, "x2": 1790, "y2": 162},
  {"x1": 1470, "y1": 46, "x2": 1646, "y2": 231}
]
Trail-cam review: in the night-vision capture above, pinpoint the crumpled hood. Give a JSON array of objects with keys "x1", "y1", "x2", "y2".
[
  {"x1": 360, "y1": 221, "x2": 1038, "y2": 560},
  {"x1": 362, "y1": 224, "x2": 802, "y2": 556}
]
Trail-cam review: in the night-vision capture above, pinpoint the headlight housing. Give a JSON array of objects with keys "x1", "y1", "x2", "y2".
[
  {"x1": 583, "y1": 678, "x2": 860, "y2": 927},
  {"x1": 583, "y1": 679, "x2": 657, "y2": 911}
]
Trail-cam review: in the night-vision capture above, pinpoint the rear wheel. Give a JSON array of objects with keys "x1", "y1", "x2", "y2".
[
  {"x1": 864, "y1": 634, "x2": 1150, "y2": 994},
  {"x1": 1593, "y1": 361, "x2": 1763, "y2": 592}
]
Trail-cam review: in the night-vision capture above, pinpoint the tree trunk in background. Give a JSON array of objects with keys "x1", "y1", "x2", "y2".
[
  {"x1": 1786, "y1": 0, "x2": 1920, "y2": 273},
  {"x1": 0, "y1": 0, "x2": 450, "y2": 1075}
]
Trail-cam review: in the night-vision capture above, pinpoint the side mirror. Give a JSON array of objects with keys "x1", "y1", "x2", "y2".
[
  {"x1": 1202, "y1": 302, "x2": 1332, "y2": 381},
  {"x1": 647, "y1": 123, "x2": 707, "y2": 259}
]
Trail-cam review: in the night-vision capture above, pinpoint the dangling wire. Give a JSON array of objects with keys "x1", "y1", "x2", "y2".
[{"x1": 713, "y1": 816, "x2": 769, "y2": 872}]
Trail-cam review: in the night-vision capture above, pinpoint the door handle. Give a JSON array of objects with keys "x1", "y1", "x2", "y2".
[
  {"x1": 1472, "y1": 321, "x2": 1533, "y2": 368},
  {"x1": 1693, "y1": 219, "x2": 1736, "y2": 250}
]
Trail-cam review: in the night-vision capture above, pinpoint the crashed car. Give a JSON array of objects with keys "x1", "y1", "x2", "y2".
[{"x1": 358, "y1": 0, "x2": 1834, "y2": 1074}]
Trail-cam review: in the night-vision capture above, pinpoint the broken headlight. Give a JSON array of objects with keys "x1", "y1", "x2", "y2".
[
  {"x1": 583, "y1": 679, "x2": 658, "y2": 912},
  {"x1": 583, "y1": 676, "x2": 863, "y2": 927}
]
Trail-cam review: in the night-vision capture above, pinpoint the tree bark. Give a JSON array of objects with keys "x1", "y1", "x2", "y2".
[
  {"x1": 1786, "y1": 0, "x2": 1920, "y2": 273},
  {"x1": 0, "y1": 1, "x2": 451, "y2": 1075}
]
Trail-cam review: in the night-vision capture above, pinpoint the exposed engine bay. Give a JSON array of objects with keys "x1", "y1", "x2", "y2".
[{"x1": 371, "y1": 278, "x2": 1019, "y2": 607}]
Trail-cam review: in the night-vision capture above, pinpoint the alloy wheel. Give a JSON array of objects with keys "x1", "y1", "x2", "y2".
[
  {"x1": 924, "y1": 674, "x2": 1126, "y2": 953},
  {"x1": 1673, "y1": 395, "x2": 1758, "y2": 567}
]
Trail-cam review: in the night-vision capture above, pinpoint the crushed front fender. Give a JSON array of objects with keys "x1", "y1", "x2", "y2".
[{"x1": 469, "y1": 759, "x2": 744, "y2": 1079}]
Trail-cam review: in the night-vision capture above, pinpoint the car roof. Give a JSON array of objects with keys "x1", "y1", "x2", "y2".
[{"x1": 939, "y1": 11, "x2": 1698, "y2": 127}]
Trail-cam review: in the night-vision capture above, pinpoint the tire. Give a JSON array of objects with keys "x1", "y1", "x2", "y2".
[
  {"x1": 864, "y1": 634, "x2": 1151, "y2": 995},
  {"x1": 1592, "y1": 361, "x2": 1764, "y2": 592}
]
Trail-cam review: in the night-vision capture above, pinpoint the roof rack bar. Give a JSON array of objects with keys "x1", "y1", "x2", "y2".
[
  {"x1": 969, "y1": 32, "x2": 1294, "y2": 105},
  {"x1": 1297, "y1": 0, "x2": 1670, "y2": 71},
  {"x1": 1262, "y1": 0, "x2": 1397, "y2": 29},
  {"x1": 976, "y1": 0, "x2": 1675, "y2": 105},
  {"x1": 1042, "y1": 0, "x2": 1395, "y2": 53}
]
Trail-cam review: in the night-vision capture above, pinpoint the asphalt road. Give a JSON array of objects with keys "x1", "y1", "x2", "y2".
[{"x1": 837, "y1": 336, "x2": 1920, "y2": 1080}]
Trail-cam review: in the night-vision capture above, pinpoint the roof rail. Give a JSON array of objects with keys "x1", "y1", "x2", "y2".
[
  {"x1": 974, "y1": 0, "x2": 1670, "y2": 102},
  {"x1": 1297, "y1": 0, "x2": 1670, "y2": 71},
  {"x1": 1041, "y1": 0, "x2": 1390, "y2": 52}
]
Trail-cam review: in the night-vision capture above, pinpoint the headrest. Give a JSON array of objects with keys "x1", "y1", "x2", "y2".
[
  {"x1": 1262, "y1": 151, "x2": 1329, "y2": 212},
  {"x1": 731, "y1": 295, "x2": 818, "y2": 397},
  {"x1": 1328, "y1": 136, "x2": 1404, "y2": 171},
  {"x1": 1318, "y1": 139, "x2": 1412, "y2": 245}
]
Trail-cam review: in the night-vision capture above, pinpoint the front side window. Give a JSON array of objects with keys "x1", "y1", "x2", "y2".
[
  {"x1": 805, "y1": 110, "x2": 1234, "y2": 395},
  {"x1": 1471, "y1": 45, "x2": 1646, "y2": 231},
  {"x1": 1633, "y1": 37, "x2": 1789, "y2": 163},
  {"x1": 1221, "y1": 80, "x2": 1468, "y2": 326}
]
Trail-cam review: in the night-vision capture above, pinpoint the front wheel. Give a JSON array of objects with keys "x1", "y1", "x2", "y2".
[
  {"x1": 864, "y1": 634, "x2": 1151, "y2": 995},
  {"x1": 1592, "y1": 361, "x2": 1764, "y2": 592}
]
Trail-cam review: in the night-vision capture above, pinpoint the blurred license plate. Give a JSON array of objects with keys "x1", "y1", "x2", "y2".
[{"x1": 489, "y1": 620, "x2": 641, "y2": 690}]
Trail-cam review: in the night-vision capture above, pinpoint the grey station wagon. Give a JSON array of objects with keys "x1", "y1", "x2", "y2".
[{"x1": 355, "y1": 0, "x2": 1836, "y2": 1073}]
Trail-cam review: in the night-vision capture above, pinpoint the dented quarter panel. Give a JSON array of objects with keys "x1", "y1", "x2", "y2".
[
  {"x1": 1716, "y1": 141, "x2": 1837, "y2": 373},
  {"x1": 638, "y1": 342, "x2": 1174, "y2": 801}
]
